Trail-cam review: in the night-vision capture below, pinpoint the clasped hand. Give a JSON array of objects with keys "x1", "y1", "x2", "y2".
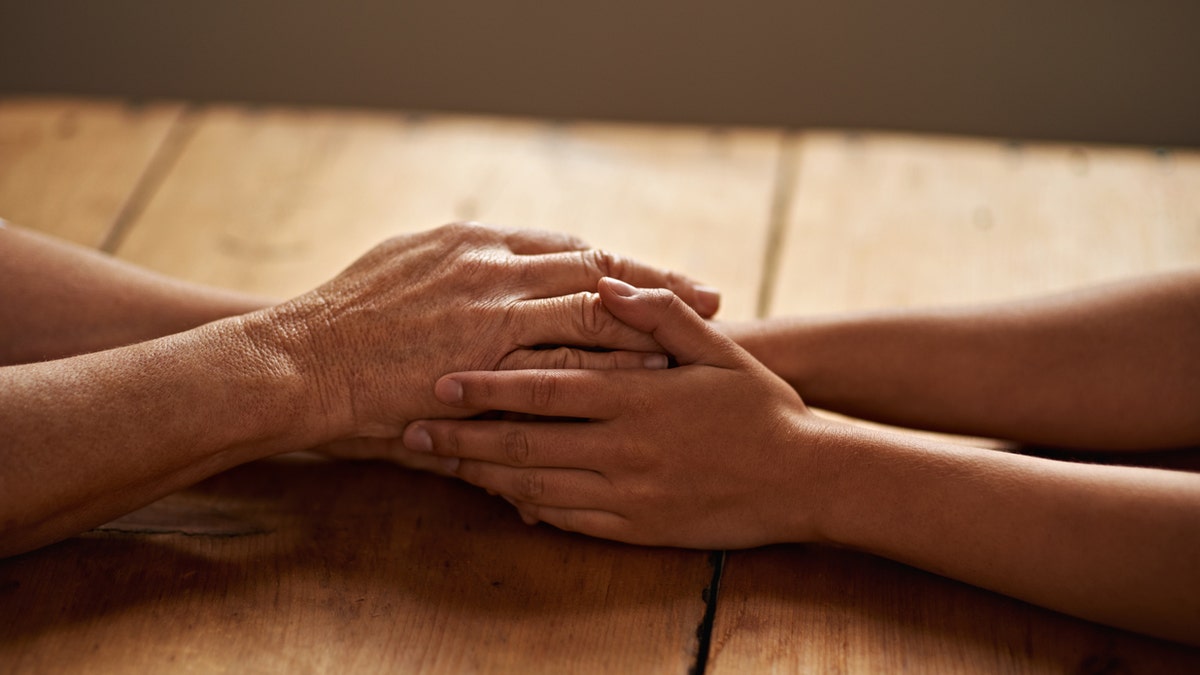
[
  {"x1": 398, "y1": 277, "x2": 830, "y2": 549},
  {"x1": 250, "y1": 222, "x2": 720, "y2": 453}
]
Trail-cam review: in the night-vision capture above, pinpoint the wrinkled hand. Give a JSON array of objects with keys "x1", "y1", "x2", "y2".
[
  {"x1": 250, "y1": 223, "x2": 720, "y2": 455},
  {"x1": 400, "y1": 277, "x2": 833, "y2": 549}
]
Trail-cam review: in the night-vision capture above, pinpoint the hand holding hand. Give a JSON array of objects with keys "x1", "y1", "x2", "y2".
[
  {"x1": 245, "y1": 223, "x2": 720, "y2": 452},
  {"x1": 401, "y1": 277, "x2": 835, "y2": 549}
]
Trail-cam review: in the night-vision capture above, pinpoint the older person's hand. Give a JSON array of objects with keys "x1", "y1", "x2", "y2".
[
  {"x1": 252, "y1": 222, "x2": 720, "y2": 452},
  {"x1": 0, "y1": 221, "x2": 719, "y2": 555}
]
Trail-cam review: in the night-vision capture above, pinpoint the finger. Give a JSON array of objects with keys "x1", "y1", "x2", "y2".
[
  {"x1": 513, "y1": 291, "x2": 660, "y2": 352},
  {"x1": 501, "y1": 227, "x2": 590, "y2": 255},
  {"x1": 430, "y1": 369, "x2": 627, "y2": 418},
  {"x1": 508, "y1": 501, "x2": 630, "y2": 541},
  {"x1": 498, "y1": 347, "x2": 668, "y2": 371},
  {"x1": 316, "y1": 437, "x2": 458, "y2": 476},
  {"x1": 403, "y1": 419, "x2": 614, "y2": 469},
  {"x1": 519, "y1": 249, "x2": 721, "y2": 318},
  {"x1": 597, "y1": 278, "x2": 742, "y2": 367},
  {"x1": 451, "y1": 460, "x2": 613, "y2": 509}
]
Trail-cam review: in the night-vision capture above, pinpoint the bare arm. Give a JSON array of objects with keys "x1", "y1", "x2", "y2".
[
  {"x1": 725, "y1": 270, "x2": 1200, "y2": 449},
  {"x1": 0, "y1": 221, "x2": 272, "y2": 365},
  {"x1": 409, "y1": 280, "x2": 1200, "y2": 644},
  {"x1": 0, "y1": 223, "x2": 719, "y2": 557}
]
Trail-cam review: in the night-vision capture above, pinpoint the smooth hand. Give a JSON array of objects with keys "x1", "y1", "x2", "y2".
[
  {"x1": 401, "y1": 278, "x2": 832, "y2": 549},
  {"x1": 249, "y1": 223, "x2": 721, "y2": 453}
]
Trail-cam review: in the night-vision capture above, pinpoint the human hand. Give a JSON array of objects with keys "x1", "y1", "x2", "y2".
[
  {"x1": 400, "y1": 277, "x2": 836, "y2": 549},
  {"x1": 246, "y1": 223, "x2": 721, "y2": 453}
]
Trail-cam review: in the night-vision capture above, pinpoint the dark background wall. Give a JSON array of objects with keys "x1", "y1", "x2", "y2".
[{"x1": 2, "y1": 1, "x2": 1198, "y2": 144}]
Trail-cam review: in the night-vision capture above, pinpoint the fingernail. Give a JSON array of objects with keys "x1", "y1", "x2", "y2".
[
  {"x1": 404, "y1": 425, "x2": 433, "y2": 452},
  {"x1": 695, "y1": 286, "x2": 721, "y2": 316},
  {"x1": 435, "y1": 378, "x2": 464, "y2": 404},
  {"x1": 603, "y1": 277, "x2": 637, "y2": 297},
  {"x1": 644, "y1": 353, "x2": 669, "y2": 369},
  {"x1": 436, "y1": 457, "x2": 460, "y2": 474}
]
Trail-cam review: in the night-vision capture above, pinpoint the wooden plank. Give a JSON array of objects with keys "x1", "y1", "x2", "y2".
[
  {"x1": 115, "y1": 106, "x2": 780, "y2": 319},
  {"x1": 1, "y1": 103, "x2": 781, "y2": 672},
  {"x1": 710, "y1": 132, "x2": 1200, "y2": 672},
  {"x1": 0, "y1": 456, "x2": 713, "y2": 673},
  {"x1": 767, "y1": 132, "x2": 1200, "y2": 314},
  {"x1": 710, "y1": 545, "x2": 1200, "y2": 673},
  {"x1": 0, "y1": 96, "x2": 183, "y2": 248}
]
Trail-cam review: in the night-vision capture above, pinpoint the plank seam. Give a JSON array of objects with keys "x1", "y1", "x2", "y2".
[
  {"x1": 99, "y1": 103, "x2": 201, "y2": 254},
  {"x1": 689, "y1": 550, "x2": 726, "y2": 675},
  {"x1": 755, "y1": 133, "x2": 800, "y2": 319}
]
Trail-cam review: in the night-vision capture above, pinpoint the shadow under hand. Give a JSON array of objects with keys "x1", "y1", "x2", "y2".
[{"x1": 0, "y1": 453, "x2": 712, "y2": 673}]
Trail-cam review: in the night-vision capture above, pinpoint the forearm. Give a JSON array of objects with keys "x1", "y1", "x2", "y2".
[
  {"x1": 0, "y1": 223, "x2": 272, "y2": 365},
  {"x1": 803, "y1": 420, "x2": 1200, "y2": 644},
  {"x1": 729, "y1": 270, "x2": 1200, "y2": 449},
  {"x1": 0, "y1": 313, "x2": 314, "y2": 557}
]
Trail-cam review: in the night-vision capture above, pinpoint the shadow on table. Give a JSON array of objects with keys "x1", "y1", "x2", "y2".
[{"x1": 0, "y1": 453, "x2": 712, "y2": 671}]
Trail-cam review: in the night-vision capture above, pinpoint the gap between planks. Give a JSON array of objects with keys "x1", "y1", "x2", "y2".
[
  {"x1": 99, "y1": 104, "x2": 201, "y2": 254},
  {"x1": 756, "y1": 133, "x2": 801, "y2": 319},
  {"x1": 693, "y1": 131, "x2": 798, "y2": 674}
]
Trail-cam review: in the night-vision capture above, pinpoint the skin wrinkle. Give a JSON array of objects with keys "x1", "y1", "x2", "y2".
[{"x1": 0, "y1": 222, "x2": 722, "y2": 557}]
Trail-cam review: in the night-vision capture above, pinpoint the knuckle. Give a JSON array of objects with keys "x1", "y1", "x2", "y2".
[
  {"x1": 553, "y1": 348, "x2": 572, "y2": 369},
  {"x1": 517, "y1": 470, "x2": 546, "y2": 500},
  {"x1": 568, "y1": 349, "x2": 585, "y2": 369},
  {"x1": 558, "y1": 510, "x2": 579, "y2": 532},
  {"x1": 575, "y1": 293, "x2": 611, "y2": 337},
  {"x1": 550, "y1": 347, "x2": 582, "y2": 370},
  {"x1": 442, "y1": 221, "x2": 492, "y2": 244},
  {"x1": 503, "y1": 430, "x2": 531, "y2": 465},
  {"x1": 530, "y1": 371, "x2": 558, "y2": 408},
  {"x1": 586, "y1": 248, "x2": 624, "y2": 278},
  {"x1": 445, "y1": 427, "x2": 462, "y2": 454}
]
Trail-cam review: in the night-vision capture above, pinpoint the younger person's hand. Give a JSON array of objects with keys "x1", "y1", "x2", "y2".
[{"x1": 402, "y1": 278, "x2": 836, "y2": 549}]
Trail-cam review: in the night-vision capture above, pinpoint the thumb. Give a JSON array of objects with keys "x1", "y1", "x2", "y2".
[{"x1": 597, "y1": 277, "x2": 740, "y2": 367}]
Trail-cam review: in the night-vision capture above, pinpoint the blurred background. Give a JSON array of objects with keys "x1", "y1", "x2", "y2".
[{"x1": 2, "y1": 1, "x2": 1198, "y2": 144}]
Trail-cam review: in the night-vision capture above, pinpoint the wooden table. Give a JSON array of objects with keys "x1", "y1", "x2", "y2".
[{"x1": 1, "y1": 97, "x2": 1198, "y2": 673}]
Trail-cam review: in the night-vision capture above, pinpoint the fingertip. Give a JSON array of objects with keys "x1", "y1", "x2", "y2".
[
  {"x1": 643, "y1": 353, "x2": 669, "y2": 370},
  {"x1": 518, "y1": 508, "x2": 539, "y2": 526},
  {"x1": 502, "y1": 497, "x2": 540, "y2": 526},
  {"x1": 403, "y1": 424, "x2": 433, "y2": 452},
  {"x1": 434, "y1": 376, "x2": 464, "y2": 405},
  {"x1": 599, "y1": 276, "x2": 638, "y2": 298},
  {"x1": 694, "y1": 285, "x2": 721, "y2": 318}
]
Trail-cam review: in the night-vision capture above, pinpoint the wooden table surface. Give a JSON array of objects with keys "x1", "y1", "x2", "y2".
[{"x1": 1, "y1": 97, "x2": 1198, "y2": 674}]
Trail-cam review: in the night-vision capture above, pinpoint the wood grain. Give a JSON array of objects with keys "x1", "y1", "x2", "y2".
[
  {"x1": 115, "y1": 106, "x2": 780, "y2": 319},
  {"x1": 767, "y1": 132, "x2": 1200, "y2": 314},
  {"x1": 7, "y1": 100, "x2": 1198, "y2": 673},
  {"x1": 709, "y1": 131, "x2": 1200, "y2": 673},
  {"x1": 0, "y1": 455, "x2": 712, "y2": 673},
  {"x1": 0, "y1": 97, "x2": 183, "y2": 248},
  {"x1": 0, "y1": 102, "x2": 785, "y2": 673},
  {"x1": 708, "y1": 545, "x2": 1200, "y2": 674}
]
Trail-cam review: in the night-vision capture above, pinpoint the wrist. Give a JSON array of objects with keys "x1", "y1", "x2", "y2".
[
  {"x1": 203, "y1": 308, "x2": 334, "y2": 453},
  {"x1": 774, "y1": 410, "x2": 855, "y2": 545}
]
